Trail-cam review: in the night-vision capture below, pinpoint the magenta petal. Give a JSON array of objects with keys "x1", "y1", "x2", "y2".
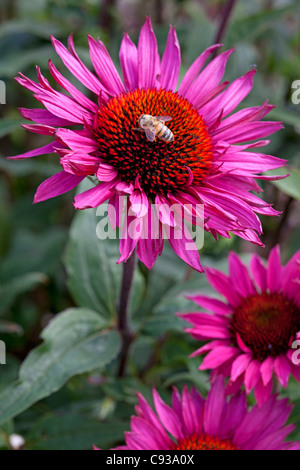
[
  {"x1": 21, "y1": 124, "x2": 55, "y2": 135},
  {"x1": 220, "y1": 391, "x2": 247, "y2": 439},
  {"x1": 267, "y1": 245, "x2": 282, "y2": 292},
  {"x1": 215, "y1": 121, "x2": 283, "y2": 144},
  {"x1": 236, "y1": 333, "x2": 252, "y2": 354},
  {"x1": 205, "y1": 268, "x2": 242, "y2": 307},
  {"x1": 48, "y1": 60, "x2": 98, "y2": 112},
  {"x1": 88, "y1": 35, "x2": 125, "y2": 95},
  {"x1": 250, "y1": 253, "x2": 268, "y2": 292},
  {"x1": 34, "y1": 171, "x2": 84, "y2": 203},
  {"x1": 129, "y1": 190, "x2": 149, "y2": 218},
  {"x1": 130, "y1": 417, "x2": 169, "y2": 449},
  {"x1": 153, "y1": 389, "x2": 184, "y2": 441},
  {"x1": 260, "y1": 356, "x2": 274, "y2": 386},
  {"x1": 185, "y1": 49, "x2": 234, "y2": 107},
  {"x1": 19, "y1": 107, "x2": 75, "y2": 126},
  {"x1": 74, "y1": 181, "x2": 114, "y2": 209},
  {"x1": 56, "y1": 128, "x2": 98, "y2": 152},
  {"x1": 138, "y1": 17, "x2": 160, "y2": 89},
  {"x1": 228, "y1": 251, "x2": 256, "y2": 298},
  {"x1": 125, "y1": 432, "x2": 151, "y2": 450},
  {"x1": 136, "y1": 237, "x2": 159, "y2": 270},
  {"x1": 202, "y1": 70, "x2": 256, "y2": 126},
  {"x1": 231, "y1": 354, "x2": 252, "y2": 382},
  {"x1": 244, "y1": 359, "x2": 261, "y2": 392},
  {"x1": 254, "y1": 377, "x2": 272, "y2": 406},
  {"x1": 8, "y1": 142, "x2": 56, "y2": 160},
  {"x1": 178, "y1": 44, "x2": 222, "y2": 97},
  {"x1": 253, "y1": 424, "x2": 296, "y2": 450},
  {"x1": 167, "y1": 225, "x2": 204, "y2": 273},
  {"x1": 118, "y1": 202, "x2": 141, "y2": 264},
  {"x1": 136, "y1": 392, "x2": 172, "y2": 445},
  {"x1": 96, "y1": 163, "x2": 118, "y2": 182},
  {"x1": 51, "y1": 35, "x2": 104, "y2": 96},
  {"x1": 61, "y1": 153, "x2": 99, "y2": 176},
  {"x1": 160, "y1": 26, "x2": 180, "y2": 91},
  {"x1": 199, "y1": 346, "x2": 239, "y2": 369},
  {"x1": 189, "y1": 340, "x2": 226, "y2": 357},
  {"x1": 204, "y1": 376, "x2": 225, "y2": 436},
  {"x1": 274, "y1": 356, "x2": 291, "y2": 388},
  {"x1": 119, "y1": 33, "x2": 138, "y2": 90},
  {"x1": 181, "y1": 386, "x2": 199, "y2": 435},
  {"x1": 155, "y1": 195, "x2": 177, "y2": 227},
  {"x1": 186, "y1": 294, "x2": 232, "y2": 315}
]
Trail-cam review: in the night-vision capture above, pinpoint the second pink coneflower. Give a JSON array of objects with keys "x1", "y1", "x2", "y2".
[{"x1": 180, "y1": 246, "x2": 300, "y2": 404}]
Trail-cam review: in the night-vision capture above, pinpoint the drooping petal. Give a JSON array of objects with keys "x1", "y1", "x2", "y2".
[
  {"x1": 8, "y1": 142, "x2": 57, "y2": 160},
  {"x1": 167, "y1": 224, "x2": 204, "y2": 273},
  {"x1": 73, "y1": 181, "x2": 114, "y2": 209},
  {"x1": 34, "y1": 171, "x2": 84, "y2": 203}
]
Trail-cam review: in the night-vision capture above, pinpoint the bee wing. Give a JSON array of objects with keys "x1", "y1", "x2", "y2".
[
  {"x1": 155, "y1": 115, "x2": 172, "y2": 122},
  {"x1": 145, "y1": 128, "x2": 156, "y2": 142}
]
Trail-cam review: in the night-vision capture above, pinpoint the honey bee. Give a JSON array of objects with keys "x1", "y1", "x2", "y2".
[{"x1": 135, "y1": 114, "x2": 174, "y2": 143}]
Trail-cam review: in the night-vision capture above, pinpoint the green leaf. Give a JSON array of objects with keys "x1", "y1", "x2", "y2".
[
  {"x1": 0, "y1": 119, "x2": 27, "y2": 140},
  {"x1": 0, "y1": 272, "x2": 47, "y2": 316},
  {"x1": 226, "y1": 4, "x2": 300, "y2": 45},
  {"x1": 65, "y1": 207, "x2": 144, "y2": 320},
  {"x1": 141, "y1": 272, "x2": 209, "y2": 336},
  {"x1": 0, "y1": 228, "x2": 67, "y2": 281},
  {"x1": 26, "y1": 414, "x2": 127, "y2": 450},
  {"x1": 0, "y1": 20, "x2": 62, "y2": 40},
  {"x1": 268, "y1": 107, "x2": 300, "y2": 127},
  {"x1": 0, "y1": 46, "x2": 56, "y2": 77},
  {"x1": 0, "y1": 308, "x2": 120, "y2": 425},
  {"x1": 266, "y1": 166, "x2": 300, "y2": 201}
]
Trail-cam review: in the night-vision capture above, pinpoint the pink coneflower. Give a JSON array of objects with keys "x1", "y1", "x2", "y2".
[
  {"x1": 10, "y1": 18, "x2": 285, "y2": 271},
  {"x1": 180, "y1": 246, "x2": 300, "y2": 405},
  {"x1": 96, "y1": 378, "x2": 300, "y2": 450}
]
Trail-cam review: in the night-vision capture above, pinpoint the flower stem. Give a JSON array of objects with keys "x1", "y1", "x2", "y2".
[
  {"x1": 212, "y1": 0, "x2": 238, "y2": 54},
  {"x1": 117, "y1": 250, "x2": 137, "y2": 377}
]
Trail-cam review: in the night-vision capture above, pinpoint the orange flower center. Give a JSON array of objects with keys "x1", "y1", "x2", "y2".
[
  {"x1": 94, "y1": 88, "x2": 213, "y2": 197},
  {"x1": 231, "y1": 292, "x2": 300, "y2": 361},
  {"x1": 173, "y1": 432, "x2": 238, "y2": 450}
]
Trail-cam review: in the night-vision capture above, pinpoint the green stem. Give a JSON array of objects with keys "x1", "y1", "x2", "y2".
[{"x1": 117, "y1": 250, "x2": 137, "y2": 377}]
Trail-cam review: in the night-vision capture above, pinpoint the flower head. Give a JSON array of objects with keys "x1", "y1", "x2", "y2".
[
  {"x1": 10, "y1": 18, "x2": 285, "y2": 271},
  {"x1": 97, "y1": 378, "x2": 299, "y2": 450},
  {"x1": 180, "y1": 246, "x2": 300, "y2": 404}
]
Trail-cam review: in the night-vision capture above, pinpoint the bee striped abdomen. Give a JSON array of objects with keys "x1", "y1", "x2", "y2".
[{"x1": 157, "y1": 125, "x2": 174, "y2": 142}]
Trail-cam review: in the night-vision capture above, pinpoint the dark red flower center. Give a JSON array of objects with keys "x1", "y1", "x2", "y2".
[
  {"x1": 94, "y1": 88, "x2": 213, "y2": 197},
  {"x1": 173, "y1": 432, "x2": 238, "y2": 450},
  {"x1": 231, "y1": 292, "x2": 300, "y2": 361}
]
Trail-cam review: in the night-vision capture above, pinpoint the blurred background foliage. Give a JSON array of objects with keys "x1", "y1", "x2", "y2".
[{"x1": 0, "y1": 0, "x2": 300, "y2": 450}]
